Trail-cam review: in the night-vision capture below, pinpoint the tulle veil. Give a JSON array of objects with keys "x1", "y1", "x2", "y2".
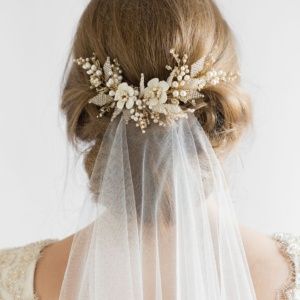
[{"x1": 58, "y1": 113, "x2": 257, "y2": 299}]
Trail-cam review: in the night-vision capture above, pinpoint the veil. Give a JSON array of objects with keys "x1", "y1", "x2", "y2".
[{"x1": 58, "y1": 113, "x2": 257, "y2": 299}]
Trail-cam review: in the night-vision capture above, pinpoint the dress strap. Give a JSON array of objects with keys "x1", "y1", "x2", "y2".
[
  {"x1": 0, "y1": 240, "x2": 55, "y2": 300},
  {"x1": 273, "y1": 233, "x2": 300, "y2": 300}
]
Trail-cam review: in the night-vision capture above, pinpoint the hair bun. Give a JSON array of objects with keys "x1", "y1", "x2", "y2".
[
  {"x1": 61, "y1": 0, "x2": 252, "y2": 177},
  {"x1": 194, "y1": 82, "x2": 251, "y2": 153}
]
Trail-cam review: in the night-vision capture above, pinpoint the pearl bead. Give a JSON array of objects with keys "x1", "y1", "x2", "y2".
[
  {"x1": 180, "y1": 90, "x2": 187, "y2": 97},
  {"x1": 83, "y1": 62, "x2": 91, "y2": 69},
  {"x1": 207, "y1": 71, "x2": 213, "y2": 78},
  {"x1": 172, "y1": 81, "x2": 179, "y2": 88},
  {"x1": 173, "y1": 90, "x2": 179, "y2": 97},
  {"x1": 184, "y1": 75, "x2": 190, "y2": 81}
]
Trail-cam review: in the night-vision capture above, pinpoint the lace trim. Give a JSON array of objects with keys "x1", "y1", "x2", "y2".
[
  {"x1": 273, "y1": 233, "x2": 300, "y2": 300},
  {"x1": 0, "y1": 240, "x2": 55, "y2": 300}
]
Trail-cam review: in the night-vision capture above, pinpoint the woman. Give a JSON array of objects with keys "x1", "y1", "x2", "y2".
[{"x1": 0, "y1": 0, "x2": 297, "y2": 299}]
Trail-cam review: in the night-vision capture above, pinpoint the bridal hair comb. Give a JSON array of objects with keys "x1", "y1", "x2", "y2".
[{"x1": 74, "y1": 49, "x2": 239, "y2": 133}]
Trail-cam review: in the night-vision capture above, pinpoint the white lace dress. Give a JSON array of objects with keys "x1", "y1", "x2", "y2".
[
  {"x1": 0, "y1": 235, "x2": 299, "y2": 300},
  {"x1": 0, "y1": 240, "x2": 53, "y2": 300},
  {"x1": 273, "y1": 233, "x2": 300, "y2": 300}
]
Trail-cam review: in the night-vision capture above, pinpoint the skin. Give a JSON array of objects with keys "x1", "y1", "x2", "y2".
[
  {"x1": 34, "y1": 227, "x2": 289, "y2": 300},
  {"x1": 241, "y1": 226, "x2": 289, "y2": 299},
  {"x1": 34, "y1": 236, "x2": 73, "y2": 300}
]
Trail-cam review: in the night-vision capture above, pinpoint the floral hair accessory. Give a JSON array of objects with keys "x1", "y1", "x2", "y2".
[{"x1": 74, "y1": 49, "x2": 239, "y2": 133}]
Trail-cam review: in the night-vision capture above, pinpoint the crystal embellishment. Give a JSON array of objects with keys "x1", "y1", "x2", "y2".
[{"x1": 273, "y1": 233, "x2": 300, "y2": 300}]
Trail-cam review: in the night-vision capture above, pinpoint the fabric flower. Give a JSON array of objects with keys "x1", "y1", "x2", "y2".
[
  {"x1": 114, "y1": 82, "x2": 136, "y2": 109},
  {"x1": 144, "y1": 78, "x2": 169, "y2": 108}
]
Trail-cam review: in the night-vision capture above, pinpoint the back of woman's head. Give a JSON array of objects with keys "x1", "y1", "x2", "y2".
[{"x1": 61, "y1": 0, "x2": 251, "y2": 177}]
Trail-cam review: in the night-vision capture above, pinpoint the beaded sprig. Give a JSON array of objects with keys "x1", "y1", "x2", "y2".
[{"x1": 74, "y1": 49, "x2": 238, "y2": 133}]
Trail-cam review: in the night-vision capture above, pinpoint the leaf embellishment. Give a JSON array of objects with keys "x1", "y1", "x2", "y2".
[
  {"x1": 140, "y1": 73, "x2": 145, "y2": 96},
  {"x1": 103, "y1": 57, "x2": 112, "y2": 81},
  {"x1": 151, "y1": 103, "x2": 182, "y2": 115},
  {"x1": 185, "y1": 90, "x2": 204, "y2": 102},
  {"x1": 89, "y1": 93, "x2": 114, "y2": 107},
  {"x1": 191, "y1": 56, "x2": 206, "y2": 78}
]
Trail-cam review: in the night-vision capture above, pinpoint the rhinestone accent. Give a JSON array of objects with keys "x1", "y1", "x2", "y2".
[{"x1": 273, "y1": 233, "x2": 300, "y2": 300}]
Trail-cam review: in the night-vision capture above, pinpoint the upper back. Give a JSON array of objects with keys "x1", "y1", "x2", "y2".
[{"x1": 0, "y1": 230, "x2": 297, "y2": 300}]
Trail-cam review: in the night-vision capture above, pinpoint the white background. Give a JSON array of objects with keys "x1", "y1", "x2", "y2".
[{"x1": 0, "y1": 0, "x2": 299, "y2": 248}]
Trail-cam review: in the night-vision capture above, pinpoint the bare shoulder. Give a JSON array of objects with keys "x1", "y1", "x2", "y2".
[
  {"x1": 35, "y1": 235, "x2": 73, "y2": 300},
  {"x1": 240, "y1": 226, "x2": 290, "y2": 300}
]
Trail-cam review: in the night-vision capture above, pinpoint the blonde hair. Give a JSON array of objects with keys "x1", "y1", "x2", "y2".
[{"x1": 61, "y1": 0, "x2": 251, "y2": 177}]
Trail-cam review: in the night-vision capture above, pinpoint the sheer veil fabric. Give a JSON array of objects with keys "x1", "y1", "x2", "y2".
[{"x1": 59, "y1": 114, "x2": 257, "y2": 300}]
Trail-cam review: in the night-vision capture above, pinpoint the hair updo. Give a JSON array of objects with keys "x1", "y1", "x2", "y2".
[{"x1": 61, "y1": 0, "x2": 251, "y2": 177}]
